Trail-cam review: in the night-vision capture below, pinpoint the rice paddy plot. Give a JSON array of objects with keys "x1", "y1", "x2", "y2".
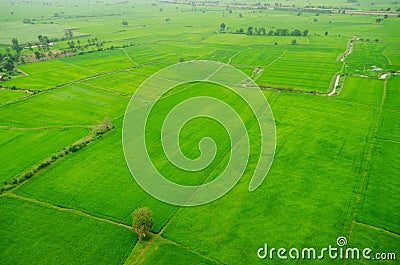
[
  {"x1": 0, "y1": 195, "x2": 135, "y2": 265},
  {"x1": 0, "y1": 21, "x2": 87, "y2": 44},
  {"x1": 384, "y1": 43, "x2": 400, "y2": 66},
  {"x1": 378, "y1": 110, "x2": 400, "y2": 142},
  {"x1": 345, "y1": 42, "x2": 393, "y2": 77},
  {"x1": 203, "y1": 34, "x2": 313, "y2": 46},
  {"x1": 384, "y1": 75, "x2": 400, "y2": 111},
  {"x1": 198, "y1": 49, "x2": 239, "y2": 64},
  {"x1": 123, "y1": 43, "x2": 210, "y2": 65},
  {"x1": 337, "y1": 76, "x2": 384, "y2": 107},
  {"x1": 60, "y1": 49, "x2": 134, "y2": 73},
  {"x1": 2, "y1": 60, "x2": 95, "y2": 91},
  {"x1": 81, "y1": 70, "x2": 148, "y2": 95},
  {"x1": 0, "y1": 127, "x2": 90, "y2": 183},
  {"x1": 0, "y1": 84, "x2": 129, "y2": 127},
  {"x1": 258, "y1": 50, "x2": 342, "y2": 92},
  {"x1": 230, "y1": 48, "x2": 283, "y2": 67},
  {"x1": 14, "y1": 127, "x2": 178, "y2": 232},
  {"x1": 0, "y1": 89, "x2": 29, "y2": 104},
  {"x1": 356, "y1": 140, "x2": 400, "y2": 234}
]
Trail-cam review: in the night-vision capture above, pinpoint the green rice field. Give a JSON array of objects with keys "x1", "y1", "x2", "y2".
[{"x1": 0, "y1": 0, "x2": 399, "y2": 264}]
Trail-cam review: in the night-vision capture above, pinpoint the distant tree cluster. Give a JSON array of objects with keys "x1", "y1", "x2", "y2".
[
  {"x1": 0, "y1": 52, "x2": 17, "y2": 75},
  {"x1": 67, "y1": 37, "x2": 103, "y2": 51},
  {"x1": 234, "y1": 27, "x2": 309, "y2": 36}
]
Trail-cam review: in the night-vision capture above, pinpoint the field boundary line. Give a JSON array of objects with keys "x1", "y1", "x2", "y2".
[
  {"x1": 353, "y1": 220, "x2": 400, "y2": 237},
  {"x1": 159, "y1": 235, "x2": 224, "y2": 265},
  {"x1": 121, "y1": 48, "x2": 139, "y2": 66},
  {"x1": 204, "y1": 64, "x2": 226, "y2": 81},
  {"x1": 376, "y1": 137, "x2": 400, "y2": 144},
  {"x1": 195, "y1": 49, "x2": 217, "y2": 60},
  {"x1": 382, "y1": 47, "x2": 393, "y2": 65},
  {"x1": 60, "y1": 60, "x2": 97, "y2": 74},
  {"x1": 0, "y1": 95, "x2": 34, "y2": 107},
  {"x1": 82, "y1": 83, "x2": 131, "y2": 97},
  {"x1": 264, "y1": 51, "x2": 286, "y2": 68},
  {"x1": 0, "y1": 125, "x2": 94, "y2": 131},
  {"x1": 227, "y1": 50, "x2": 247, "y2": 64},
  {"x1": 8, "y1": 192, "x2": 133, "y2": 230}
]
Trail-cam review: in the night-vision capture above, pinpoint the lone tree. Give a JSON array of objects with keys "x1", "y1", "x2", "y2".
[
  {"x1": 11, "y1": 38, "x2": 22, "y2": 53},
  {"x1": 122, "y1": 20, "x2": 128, "y2": 26},
  {"x1": 220, "y1": 22, "x2": 226, "y2": 31},
  {"x1": 132, "y1": 207, "x2": 154, "y2": 239},
  {"x1": 64, "y1": 29, "x2": 73, "y2": 39}
]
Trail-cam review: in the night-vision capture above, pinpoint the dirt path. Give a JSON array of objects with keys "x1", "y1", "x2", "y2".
[
  {"x1": 340, "y1": 42, "x2": 354, "y2": 62},
  {"x1": 121, "y1": 48, "x2": 139, "y2": 66},
  {"x1": 328, "y1": 74, "x2": 341, "y2": 97}
]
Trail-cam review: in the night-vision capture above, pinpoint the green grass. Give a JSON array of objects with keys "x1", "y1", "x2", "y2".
[
  {"x1": 0, "y1": 127, "x2": 90, "y2": 182},
  {"x1": 337, "y1": 76, "x2": 384, "y2": 107},
  {"x1": 0, "y1": 84, "x2": 128, "y2": 127},
  {"x1": 0, "y1": 195, "x2": 135, "y2": 265}
]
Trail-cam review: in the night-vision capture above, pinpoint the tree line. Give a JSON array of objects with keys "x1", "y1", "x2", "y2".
[{"x1": 234, "y1": 27, "x2": 309, "y2": 36}]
